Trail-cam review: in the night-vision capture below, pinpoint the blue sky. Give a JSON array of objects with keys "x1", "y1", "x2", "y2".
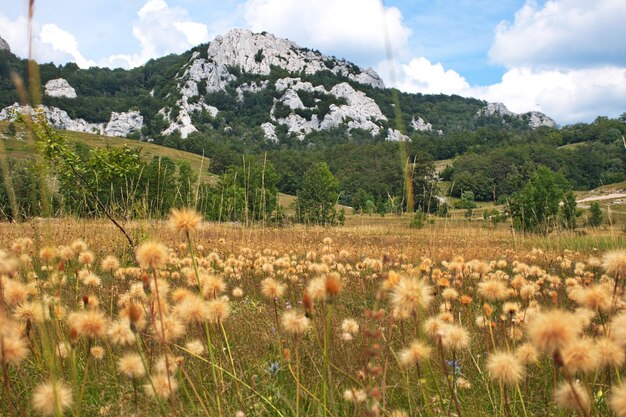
[{"x1": 1, "y1": 0, "x2": 625, "y2": 125}]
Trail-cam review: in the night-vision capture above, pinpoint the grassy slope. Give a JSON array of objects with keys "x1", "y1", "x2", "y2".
[{"x1": 0, "y1": 120, "x2": 215, "y2": 184}]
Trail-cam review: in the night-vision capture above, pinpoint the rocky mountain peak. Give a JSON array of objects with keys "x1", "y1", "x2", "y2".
[
  {"x1": 0, "y1": 35, "x2": 10, "y2": 52},
  {"x1": 206, "y1": 29, "x2": 385, "y2": 89}
]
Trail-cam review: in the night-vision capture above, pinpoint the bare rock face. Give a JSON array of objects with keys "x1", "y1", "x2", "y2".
[
  {"x1": 411, "y1": 116, "x2": 432, "y2": 132},
  {"x1": 526, "y1": 111, "x2": 557, "y2": 128},
  {"x1": 0, "y1": 103, "x2": 143, "y2": 137},
  {"x1": 44, "y1": 78, "x2": 77, "y2": 99},
  {"x1": 0, "y1": 35, "x2": 10, "y2": 52},
  {"x1": 476, "y1": 102, "x2": 556, "y2": 129},
  {"x1": 105, "y1": 111, "x2": 143, "y2": 136},
  {"x1": 261, "y1": 122, "x2": 278, "y2": 141},
  {"x1": 385, "y1": 128, "x2": 410, "y2": 142}
]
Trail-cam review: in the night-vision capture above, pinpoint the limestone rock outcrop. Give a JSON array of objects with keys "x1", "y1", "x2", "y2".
[
  {"x1": 44, "y1": 78, "x2": 77, "y2": 99},
  {"x1": 476, "y1": 102, "x2": 556, "y2": 129},
  {"x1": 0, "y1": 103, "x2": 143, "y2": 137},
  {"x1": 0, "y1": 35, "x2": 10, "y2": 52}
]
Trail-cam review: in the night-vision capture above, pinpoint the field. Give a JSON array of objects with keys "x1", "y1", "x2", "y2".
[{"x1": 1, "y1": 214, "x2": 626, "y2": 417}]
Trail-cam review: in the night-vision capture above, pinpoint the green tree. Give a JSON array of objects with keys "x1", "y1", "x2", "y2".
[
  {"x1": 589, "y1": 202, "x2": 603, "y2": 227},
  {"x1": 509, "y1": 166, "x2": 573, "y2": 233},
  {"x1": 296, "y1": 162, "x2": 339, "y2": 225}
]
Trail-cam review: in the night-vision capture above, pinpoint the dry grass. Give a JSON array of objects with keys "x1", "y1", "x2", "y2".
[{"x1": 1, "y1": 215, "x2": 626, "y2": 417}]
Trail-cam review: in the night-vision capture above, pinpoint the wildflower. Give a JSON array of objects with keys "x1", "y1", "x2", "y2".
[
  {"x1": 78, "y1": 251, "x2": 94, "y2": 266},
  {"x1": 185, "y1": 340, "x2": 205, "y2": 356},
  {"x1": 154, "y1": 315, "x2": 185, "y2": 342},
  {"x1": 90, "y1": 346, "x2": 105, "y2": 360},
  {"x1": 144, "y1": 373, "x2": 178, "y2": 399},
  {"x1": 610, "y1": 384, "x2": 626, "y2": 417},
  {"x1": 281, "y1": 310, "x2": 310, "y2": 335},
  {"x1": 136, "y1": 241, "x2": 168, "y2": 270},
  {"x1": 390, "y1": 276, "x2": 433, "y2": 316},
  {"x1": 477, "y1": 279, "x2": 508, "y2": 301},
  {"x1": 439, "y1": 324, "x2": 470, "y2": 351},
  {"x1": 610, "y1": 313, "x2": 626, "y2": 348},
  {"x1": 101, "y1": 255, "x2": 120, "y2": 272},
  {"x1": 206, "y1": 298, "x2": 230, "y2": 324},
  {"x1": 341, "y1": 318, "x2": 359, "y2": 335},
  {"x1": 306, "y1": 277, "x2": 327, "y2": 300},
  {"x1": 70, "y1": 239, "x2": 88, "y2": 254},
  {"x1": 603, "y1": 250, "x2": 626, "y2": 277},
  {"x1": 117, "y1": 353, "x2": 145, "y2": 379},
  {"x1": 0, "y1": 334, "x2": 28, "y2": 365},
  {"x1": 516, "y1": 343, "x2": 539, "y2": 365},
  {"x1": 232, "y1": 287, "x2": 244, "y2": 298},
  {"x1": 561, "y1": 339, "x2": 599, "y2": 374},
  {"x1": 595, "y1": 337, "x2": 625, "y2": 368},
  {"x1": 169, "y1": 207, "x2": 203, "y2": 235},
  {"x1": 267, "y1": 361, "x2": 280, "y2": 375},
  {"x1": 325, "y1": 273, "x2": 343, "y2": 297},
  {"x1": 398, "y1": 340, "x2": 431, "y2": 367},
  {"x1": 39, "y1": 247, "x2": 57, "y2": 263},
  {"x1": 201, "y1": 275, "x2": 226, "y2": 298},
  {"x1": 577, "y1": 284, "x2": 612, "y2": 312},
  {"x1": 446, "y1": 360, "x2": 462, "y2": 375},
  {"x1": 68, "y1": 310, "x2": 107, "y2": 339},
  {"x1": 173, "y1": 294, "x2": 208, "y2": 324},
  {"x1": 527, "y1": 309, "x2": 580, "y2": 353},
  {"x1": 261, "y1": 278, "x2": 286, "y2": 299},
  {"x1": 442, "y1": 288, "x2": 459, "y2": 301},
  {"x1": 486, "y1": 351, "x2": 525, "y2": 386},
  {"x1": 32, "y1": 380, "x2": 73, "y2": 416},
  {"x1": 553, "y1": 381, "x2": 590, "y2": 414}
]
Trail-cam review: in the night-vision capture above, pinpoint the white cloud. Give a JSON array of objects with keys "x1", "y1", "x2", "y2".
[
  {"x1": 242, "y1": 0, "x2": 411, "y2": 65},
  {"x1": 490, "y1": 0, "x2": 626, "y2": 68},
  {"x1": 474, "y1": 66, "x2": 626, "y2": 124},
  {"x1": 388, "y1": 56, "x2": 626, "y2": 124},
  {"x1": 391, "y1": 57, "x2": 470, "y2": 95},
  {"x1": 103, "y1": 0, "x2": 211, "y2": 68},
  {"x1": 39, "y1": 24, "x2": 95, "y2": 68}
]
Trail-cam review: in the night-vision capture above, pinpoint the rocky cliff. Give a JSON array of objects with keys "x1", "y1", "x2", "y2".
[
  {"x1": 477, "y1": 102, "x2": 556, "y2": 128},
  {"x1": 0, "y1": 35, "x2": 10, "y2": 52}
]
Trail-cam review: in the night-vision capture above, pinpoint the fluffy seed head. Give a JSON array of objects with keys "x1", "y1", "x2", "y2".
[
  {"x1": 553, "y1": 381, "x2": 590, "y2": 413},
  {"x1": 603, "y1": 250, "x2": 626, "y2": 277},
  {"x1": 281, "y1": 310, "x2": 310, "y2": 335},
  {"x1": 68, "y1": 310, "x2": 107, "y2": 339},
  {"x1": 136, "y1": 241, "x2": 168, "y2": 270},
  {"x1": 561, "y1": 339, "x2": 599, "y2": 374},
  {"x1": 610, "y1": 384, "x2": 626, "y2": 417},
  {"x1": 169, "y1": 208, "x2": 202, "y2": 235},
  {"x1": 390, "y1": 276, "x2": 433, "y2": 316},
  {"x1": 32, "y1": 380, "x2": 73, "y2": 416},
  {"x1": 527, "y1": 310, "x2": 580, "y2": 353},
  {"x1": 341, "y1": 319, "x2": 359, "y2": 335},
  {"x1": 398, "y1": 340, "x2": 431, "y2": 367},
  {"x1": 596, "y1": 337, "x2": 625, "y2": 368},
  {"x1": 144, "y1": 373, "x2": 178, "y2": 399},
  {"x1": 486, "y1": 351, "x2": 525, "y2": 386},
  {"x1": 261, "y1": 278, "x2": 286, "y2": 299},
  {"x1": 118, "y1": 353, "x2": 145, "y2": 379},
  {"x1": 101, "y1": 255, "x2": 120, "y2": 272},
  {"x1": 206, "y1": 298, "x2": 230, "y2": 324},
  {"x1": 477, "y1": 280, "x2": 509, "y2": 301}
]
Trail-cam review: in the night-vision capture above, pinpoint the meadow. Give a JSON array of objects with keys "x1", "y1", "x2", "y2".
[{"x1": 1, "y1": 213, "x2": 626, "y2": 417}]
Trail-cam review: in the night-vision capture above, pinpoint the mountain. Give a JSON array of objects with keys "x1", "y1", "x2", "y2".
[
  {"x1": 0, "y1": 35, "x2": 9, "y2": 52},
  {"x1": 0, "y1": 29, "x2": 555, "y2": 143}
]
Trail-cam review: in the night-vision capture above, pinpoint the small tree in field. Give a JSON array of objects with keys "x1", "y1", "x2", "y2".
[
  {"x1": 509, "y1": 166, "x2": 575, "y2": 233},
  {"x1": 296, "y1": 162, "x2": 339, "y2": 225},
  {"x1": 589, "y1": 202, "x2": 603, "y2": 227}
]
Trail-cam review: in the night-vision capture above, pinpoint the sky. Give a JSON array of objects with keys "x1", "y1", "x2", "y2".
[{"x1": 1, "y1": 0, "x2": 625, "y2": 125}]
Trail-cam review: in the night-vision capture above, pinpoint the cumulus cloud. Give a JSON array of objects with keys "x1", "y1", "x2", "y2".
[
  {"x1": 475, "y1": 66, "x2": 626, "y2": 124},
  {"x1": 390, "y1": 57, "x2": 470, "y2": 95},
  {"x1": 242, "y1": 0, "x2": 411, "y2": 65},
  {"x1": 389, "y1": 56, "x2": 626, "y2": 124},
  {"x1": 40, "y1": 24, "x2": 95, "y2": 68},
  {"x1": 103, "y1": 0, "x2": 211, "y2": 68},
  {"x1": 489, "y1": 0, "x2": 626, "y2": 68}
]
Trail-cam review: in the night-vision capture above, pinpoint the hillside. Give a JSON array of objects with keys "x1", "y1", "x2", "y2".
[
  {"x1": 0, "y1": 28, "x2": 555, "y2": 145},
  {"x1": 1, "y1": 29, "x2": 624, "y2": 221}
]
